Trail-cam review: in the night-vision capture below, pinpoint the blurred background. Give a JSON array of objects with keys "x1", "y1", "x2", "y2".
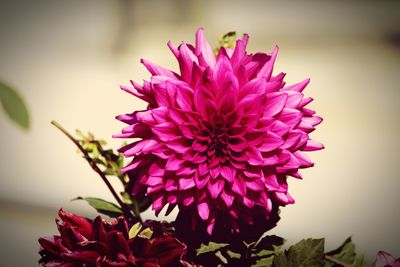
[{"x1": 0, "y1": 0, "x2": 399, "y2": 265}]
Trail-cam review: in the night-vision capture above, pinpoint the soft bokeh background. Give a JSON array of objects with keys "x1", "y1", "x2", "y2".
[{"x1": 1, "y1": 0, "x2": 399, "y2": 265}]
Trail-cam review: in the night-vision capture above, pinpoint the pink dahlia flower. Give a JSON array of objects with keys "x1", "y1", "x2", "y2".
[
  {"x1": 115, "y1": 28, "x2": 323, "y2": 234},
  {"x1": 373, "y1": 251, "x2": 400, "y2": 267}
]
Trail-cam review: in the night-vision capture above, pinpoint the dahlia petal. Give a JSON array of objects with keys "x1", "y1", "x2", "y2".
[
  {"x1": 207, "y1": 218, "x2": 216, "y2": 235},
  {"x1": 231, "y1": 34, "x2": 249, "y2": 71},
  {"x1": 264, "y1": 92, "x2": 288, "y2": 117},
  {"x1": 265, "y1": 80, "x2": 284, "y2": 94},
  {"x1": 123, "y1": 140, "x2": 155, "y2": 157},
  {"x1": 293, "y1": 151, "x2": 314, "y2": 168},
  {"x1": 232, "y1": 176, "x2": 247, "y2": 196},
  {"x1": 194, "y1": 173, "x2": 210, "y2": 189},
  {"x1": 195, "y1": 28, "x2": 216, "y2": 68},
  {"x1": 177, "y1": 43, "x2": 197, "y2": 82},
  {"x1": 192, "y1": 140, "x2": 208, "y2": 152},
  {"x1": 246, "y1": 179, "x2": 265, "y2": 191},
  {"x1": 165, "y1": 155, "x2": 185, "y2": 171},
  {"x1": 278, "y1": 108, "x2": 302, "y2": 129},
  {"x1": 264, "y1": 174, "x2": 282, "y2": 191},
  {"x1": 269, "y1": 120, "x2": 289, "y2": 136},
  {"x1": 179, "y1": 178, "x2": 195, "y2": 190},
  {"x1": 221, "y1": 190, "x2": 235, "y2": 207},
  {"x1": 167, "y1": 40, "x2": 179, "y2": 58},
  {"x1": 243, "y1": 168, "x2": 262, "y2": 179},
  {"x1": 243, "y1": 197, "x2": 255, "y2": 208},
  {"x1": 141, "y1": 58, "x2": 178, "y2": 79},
  {"x1": 152, "y1": 195, "x2": 165, "y2": 211},
  {"x1": 220, "y1": 166, "x2": 236, "y2": 182},
  {"x1": 259, "y1": 132, "x2": 284, "y2": 152},
  {"x1": 257, "y1": 46, "x2": 279, "y2": 80},
  {"x1": 209, "y1": 166, "x2": 222, "y2": 179},
  {"x1": 298, "y1": 97, "x2": 313, "y2": 108},
  {"x1": 303, "y1": 139, "x2": 324, "y2": 151},
  {"x1": 197, "y1": 202, "x2": 210, "y2": 220},
  {"x1": 282, "y1": 78, "x2": 310, "y2": 92},
  {"x1": 239, "y1": 78, "x2": 267, "y2": 99},
  {"x1": 262, "y1": 155, "x2": 280, "y2": 166},
  {"x1": 176, "y1": 167, "x2": 195, "y2": 176},
  {"x1": 247, "y1": 146, "x2": 264, "y2": 165},
  {"x1": 183, "y1": 195, "x2": 195, "y2": 206},
  {"x1": 146, "y1": 176, "x2": 163, "y2": 186},
  {"x1": 208, "y1": 179, "x2": 225, "y2": 199},
  {"x1": 281, "y1": 131, "x2": 303, "y2": 150},
  {"x1": 165, "y1": 140, "x2": 191, "y2": 154},
  {"x1": 229, "y1": 138, "x2": 248, "y2": 152},
  {"x1": 286, "y1": 92, "x2": 304, "y2": 108},
  {"x1": 165, "y1": 179, "x2": 178, "y2": 191},
  {"x1": 275, "y1": 192, "x2": 295, "y2": 205},
  {"x1": 303, "y1": 116, "x2": 323, "y2": 127}
]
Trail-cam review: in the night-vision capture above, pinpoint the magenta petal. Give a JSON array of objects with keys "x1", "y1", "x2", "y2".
[
  {"x1": 257, "y1": 46, "x2": 279, "y2": 80},
  {"x1": 303, "y1": 139, "x2": 324, "y2": 151},
  {"x1": 179, "y1": 178, "x2": 195, "y2": 190},
  {"x1": 197, "y1": 202, "x2": 210, "y2": 220},
  {"x1": 259, "y1": 132, "x2": 284, "y2": 152},
  {"x1": 195, "y1": 28, "x2": 216, "y2": 68},
  {"x1": 264, "y1": 92, "x2": 288, "y2": 117},
  {"x1": 208, "y1": 179, "x2": 224, "y2": 199},
  {"x1": 141, "y1": 58, "x2": 178, "y2": 79},
  {"x1": 220, "y1": 166, "x2": 236, "y2": 182},
  {"x1": 282, "y1": 78, "x2": 310, "y2": 92}
]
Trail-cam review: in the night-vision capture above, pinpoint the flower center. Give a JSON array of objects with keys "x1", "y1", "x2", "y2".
[{"x1": 202, "y1": 123, "x2": 230, "y2": 163}]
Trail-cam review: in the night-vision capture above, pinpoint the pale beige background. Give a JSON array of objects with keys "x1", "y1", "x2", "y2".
[{"x1": 0, "y1": 0, "x2": 399, "y2": 266}]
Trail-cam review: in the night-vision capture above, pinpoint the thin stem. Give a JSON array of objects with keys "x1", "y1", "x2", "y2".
[
  {"x1": 325, "y1": 255, "x2": 351, "y2": 267},
  {"x1": 51, "y1": 120, "x2": 139, "y2": 224}
]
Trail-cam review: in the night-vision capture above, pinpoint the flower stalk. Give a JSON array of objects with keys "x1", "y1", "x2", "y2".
[{"x1": 50, "y1": 120, "x2": 138, "y2": 224}]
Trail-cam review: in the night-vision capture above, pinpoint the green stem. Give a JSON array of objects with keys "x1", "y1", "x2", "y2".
[{"x1": 51, "y1": 120, "x2": 140, "y2": 224}]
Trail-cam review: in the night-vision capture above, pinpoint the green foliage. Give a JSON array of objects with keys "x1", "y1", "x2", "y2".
[
  {"x1": 273, "y1": 238, "x2": 325, "y2": 267},
  {"x1": 0, "y1": 80, "x2": 30, "y2": 130},
  {"x1": 128, "y1": 222, "x2": 142, "y2": 239},
  {"x1": 138, "y1": 227, "x2": 153, "y2": 239},
  {"x1": 74, "y1": 130, "x2": 151, "y2": 217},
  {"x1": 271, "y1": 237, "x2": 367, "y2": 267},
  {"x1": 76, "y1": 130, "x2": 126, "y2": 183},
  {"x1": 324, "y1": 237, "x2": 368, "y2": 267},
  {"x1": 196, "y1": 242, "x2": 230, "y2": 256},
  {"x1": 214, "y1": 31, "x2": 238, "y2": 55},
  {"x1": 73, "y1": 197, "x2": 122, "y2": 218},
  {"x1": 195, "y1": 235, "x2": 284, "y2": 266}
]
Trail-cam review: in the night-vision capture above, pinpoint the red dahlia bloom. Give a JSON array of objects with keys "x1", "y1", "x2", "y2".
[
  {"x1": 115, "y1": 28, "x2": 323, "y2": 234},
  {"x1": 38, "y1": 210, "x2": 194, "y2": 267}
]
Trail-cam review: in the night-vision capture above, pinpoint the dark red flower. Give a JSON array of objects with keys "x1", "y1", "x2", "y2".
[{"x1": 38, "y1": 210, "x2": 195, "y2": 267}]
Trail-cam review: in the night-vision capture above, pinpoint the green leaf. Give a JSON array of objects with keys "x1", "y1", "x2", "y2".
[
  {"x1": 325, "y1": 237, "x2": 356, "y2": 265},
  {"x1": 128, "y1": 222, "x2": 142, "y2": 239},
  {"x1": 352, "y1": 255, "x2": 367, "y2": 267},
  {"x1": 196, "y1": 242, "x2": 230, "y2": 256},
  {"x1": 214, "y1": 31, "x2": 237, "y2": 55},
  {"x1": 252, "y1": 255, "x2": 274, "y2": 267},
  {"x1": 0, "y1": 80, "x2": 30, "y2": 129},
  {"x1": 73, "y1": 197, "x2": 122, "y2": 217},
  {"x1": 324, "y1": 237, "x2": 367, "y2": 267},
  {"x1": 273, "y1": 238, "x2": 325, "y2": 267},
  {"x1": 138, "y1": 227, "x2": 153, "y2": 239},
  {"x1": 226, "y1": 250, "x2": 241, "y2": 259}
]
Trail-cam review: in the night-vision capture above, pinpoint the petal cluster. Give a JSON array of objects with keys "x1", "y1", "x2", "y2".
[
  {"x1": 115, "y1": 28, "x2": 323, "y2": 234},
  {"x1": 38, "y1": 210, "x2": 194, "y2": 267},
  {"x1": 373, "y1": 251, "x2": 400, "y2": 267}
]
